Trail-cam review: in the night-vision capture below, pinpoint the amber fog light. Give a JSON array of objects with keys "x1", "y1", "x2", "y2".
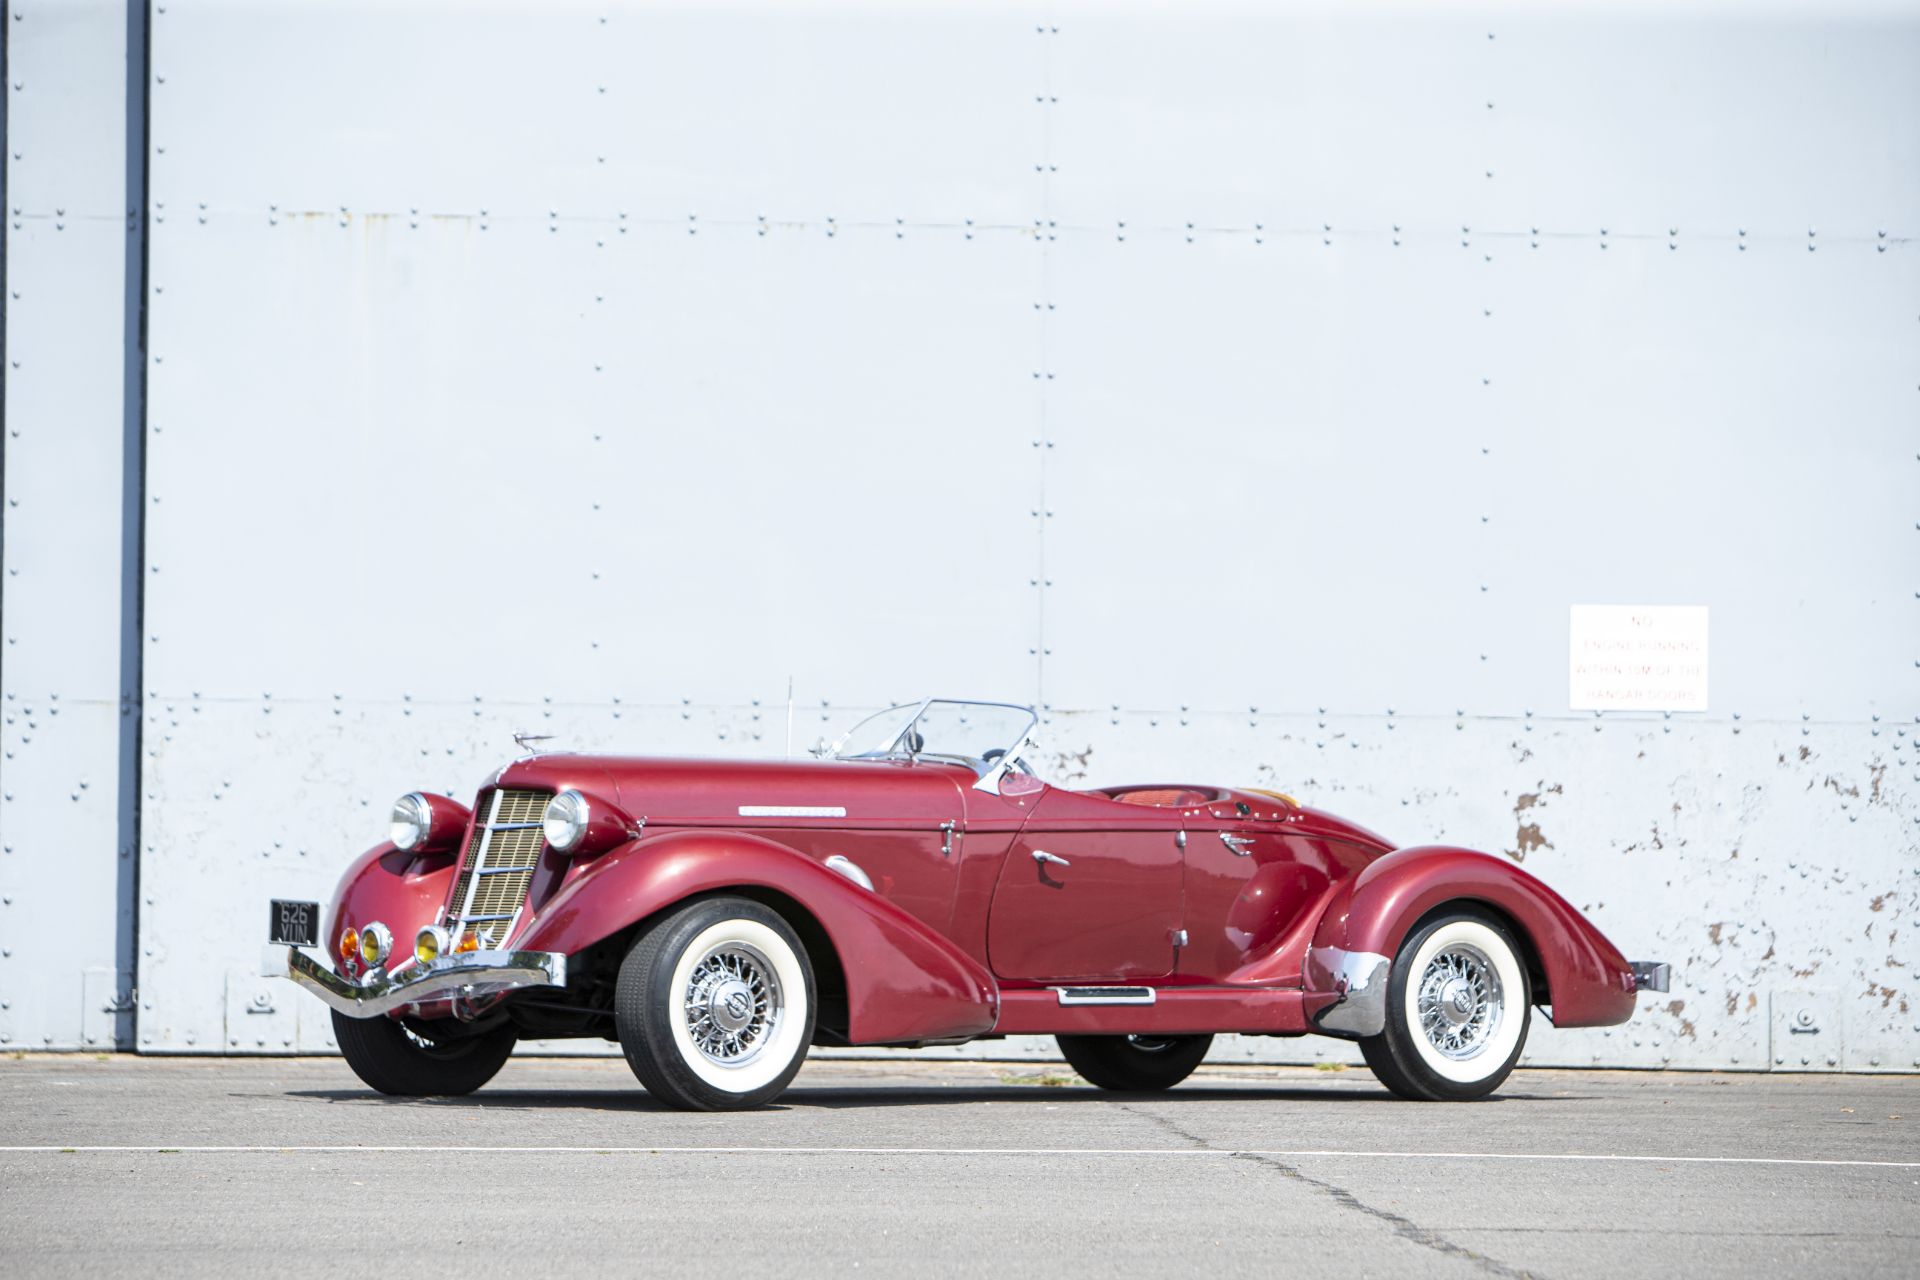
[
  {"x1": 358, "y1": 921, "x2": 393, "y2": 967},
  {"x1": 338, "y1": 926, "x2": 360, "y2": 962},
  {"x1": 455, "y1": 930, "x2": 481, "y2": 954},
  {"x1": 415, "y1": 925, "x2": 448, "y2": 965}
]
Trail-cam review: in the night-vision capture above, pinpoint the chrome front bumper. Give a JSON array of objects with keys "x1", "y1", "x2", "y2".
[{"x1": 264, "y1": 946, "x2": 567, "y2": 1019}]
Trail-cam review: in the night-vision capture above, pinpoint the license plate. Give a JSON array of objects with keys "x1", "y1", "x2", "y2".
[{"x1": 269, "y1": 899, "x2": 321, "y2": 947}]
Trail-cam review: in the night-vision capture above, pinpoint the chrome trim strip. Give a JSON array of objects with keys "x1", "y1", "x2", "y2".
[
  {"x1": 486, "y1": 821, "x2": 543, "y2": 831},
  {"x1": 1309, "y1": 947, "x2": 1392, "y2": 1038},
  {"x1": 1053, "y1": 986, "x2": 1157, "y2": 1006},
  {"x1": 266, "y1": 946, "x2": 566, "y2": 1019},
  {"x1": 449, "y1": 912, "x2": 515, "y2": 923},
  {"x1": 474, "y1": 865, "x2": 537, "y2": 876},
  {"x1": 739, "y1": 805, "x2": 848, "y2": 818}
]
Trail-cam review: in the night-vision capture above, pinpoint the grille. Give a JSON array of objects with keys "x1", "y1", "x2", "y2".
[{"x1": 443, "y1": 788, "x2": 549, "y2": 948}]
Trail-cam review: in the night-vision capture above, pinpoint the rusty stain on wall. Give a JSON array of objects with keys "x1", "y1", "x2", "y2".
[
  {"x1": 1046, "y1": 744, "x2": 1093, "y2": 786},
  {"x1": 1665, "y1": 999, "x2": 1697, "y2": 1038},
  {"x1": 1507, "y1": 783, "x2": 1563, "y2": 862}
]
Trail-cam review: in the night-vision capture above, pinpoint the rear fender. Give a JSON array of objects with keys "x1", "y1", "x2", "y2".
[
  {"x1": 1305, "y1": 846, "x2": 1636, "y2": 1032},
  {"x1": 517, "y1": 829, "x2": 999, "y2": 1045}
]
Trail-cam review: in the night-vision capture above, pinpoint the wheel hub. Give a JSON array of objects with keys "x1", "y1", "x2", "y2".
[
  {"x1": 1439, "y1": 976, "x2": 1476, "y2": 1026},
  {"x1": 1416, "y1": 943, "x2": 1504, "y2": 1060},
  {"x1": 709, "y1": 978, "x2": 756, "y2": 1033},
  {"x1": 682, "y1": 942, "x2": 781, "y2": 1066}
]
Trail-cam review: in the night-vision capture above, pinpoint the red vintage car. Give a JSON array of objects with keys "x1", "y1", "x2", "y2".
[{"x1": 267, "y1": 699, "x2": 1667, "y2": 1108}]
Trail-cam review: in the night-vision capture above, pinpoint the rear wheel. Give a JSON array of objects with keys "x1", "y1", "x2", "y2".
[
  {"x1": 331, "y1": 1010, "x2": 516, "y2": 1096},
  {"x1": 616, "y1": 896, "x2": 816, "y2": 1110},
  {"x1": 1360, "y1": 912, "x2": 1531, "y2": 1101},
  {"x1": 1056, "y1": 1033, "x2": 1213, "y2": 1091}
]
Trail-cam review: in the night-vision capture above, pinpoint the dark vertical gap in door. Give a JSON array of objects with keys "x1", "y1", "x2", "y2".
[{"x1": 115, "y1": 0, "x2": 152, "y2": 1050}]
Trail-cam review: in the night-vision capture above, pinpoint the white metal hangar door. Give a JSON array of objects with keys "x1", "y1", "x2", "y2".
[{"x1": 5, "y1": 1, "x2": 1911, "y2": 1066}]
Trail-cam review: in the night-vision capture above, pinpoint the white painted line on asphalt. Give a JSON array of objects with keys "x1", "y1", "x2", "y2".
[{"x1": 1, "y1": 1146, "x2": 1915, "y2": 1169}]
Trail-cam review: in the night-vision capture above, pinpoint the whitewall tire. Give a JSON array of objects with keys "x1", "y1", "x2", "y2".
[
  {"x1": 1360, "y1": 912, "x2": 1531, "y2": 1101},
  {"x1": 616, "y1": 897, "x2": 816, "y2": 1110}
]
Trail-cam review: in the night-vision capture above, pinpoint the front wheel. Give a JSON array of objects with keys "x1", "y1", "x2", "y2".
[
  {"x1": 331, "y1": 1010, "x2": 516, "y2": 1097},
  {"x1": 616, "y1": 896, "x2": 816, "y2": 1110},
  {"x1": 1360, "y1": 912, "x2": 1531, "y2": 1101},
  {"x1": 1056, "y1": 1033, "x2": 1213, "y2": 1091}
]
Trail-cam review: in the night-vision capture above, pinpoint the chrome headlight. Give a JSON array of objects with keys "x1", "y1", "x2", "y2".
[
  {"x1": 542, "y1": 789, "x2": 590, "y2": 852},
  {"x1": 389, "y1": 792, "x2": 433, "y2": 852}
]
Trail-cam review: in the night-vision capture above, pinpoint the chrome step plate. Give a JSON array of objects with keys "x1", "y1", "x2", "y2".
[{"x1": 1053, "y1": 986, "x2": 1157, "y2": 1006}]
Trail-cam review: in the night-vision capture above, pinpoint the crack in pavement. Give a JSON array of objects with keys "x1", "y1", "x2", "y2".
[{"x1": 1120, "y1": 1103, "x2": 1541, "y2": 1279}]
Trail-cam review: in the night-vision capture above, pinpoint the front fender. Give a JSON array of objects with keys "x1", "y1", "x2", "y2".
[
  {"x1": 324, "y1": 842, "x2": 462, "y2": 978},
  {"x1": 517, "y1": 829, "x2": 999, "y2": 1045},
  {"x1": 1305, "y1": 846, "x2": 1637, "y2": 1032}
]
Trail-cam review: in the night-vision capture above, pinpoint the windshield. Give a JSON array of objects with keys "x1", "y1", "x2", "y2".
[{"x1": 831, "y1": 699, "x2": 1037, "y2": 766}]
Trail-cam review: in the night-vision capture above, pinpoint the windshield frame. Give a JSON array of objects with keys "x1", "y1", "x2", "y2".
[{"x1": 829, "y1": 698, "x2": 1039, "y2": 782}]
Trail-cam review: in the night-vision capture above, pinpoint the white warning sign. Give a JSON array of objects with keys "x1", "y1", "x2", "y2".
[{"x1": 1569, "y1": 605, "x2": 1709, "y2": 712}]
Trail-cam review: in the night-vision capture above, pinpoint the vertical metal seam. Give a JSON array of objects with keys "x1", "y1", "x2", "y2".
[
  {"x1": 0, "y1": 1, "x2": 11, "y2": 707},
  {"x1": 1033, "y1": 20, "x2": 1054, "y2": 712},
  {"x1": 117, "y1": 0, "x2": 152, "y2": 1050}
]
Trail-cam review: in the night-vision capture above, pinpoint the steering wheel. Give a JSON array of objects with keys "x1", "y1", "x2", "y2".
[
  {"x1": 982, "y1": 748, "x2": 1006, "y2": 764},
  {"x1": 903, "y1": 726, "x2": 925, "y2": 754}
]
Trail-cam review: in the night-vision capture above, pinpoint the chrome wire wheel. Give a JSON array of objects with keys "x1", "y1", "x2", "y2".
[
  {"x1": 617, "y1": 899, "x2": 816, "y2": 1109},
  {"x1": 1361, "y1": 913, "x2": 1531, "y2": 1101},
  {"x1": 1415, "y1": 943, "x2": 1503, "y2": 1060},
  {"x1": 681, "y1": 941, "x2": 782, "y2": 1067}
]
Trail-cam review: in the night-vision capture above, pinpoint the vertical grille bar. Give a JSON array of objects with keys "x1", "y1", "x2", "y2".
[
  {"x1": 441, "y1": 795, "x2": 492, "y2": 925},
  {"x1": 443, "y1": 788, "x2": 549, "y2": 948}
]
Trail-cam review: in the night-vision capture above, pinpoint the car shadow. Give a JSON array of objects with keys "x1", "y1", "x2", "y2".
[{"x1": 276, "y1": 1083, "x2": 1584, "y2": 1112}]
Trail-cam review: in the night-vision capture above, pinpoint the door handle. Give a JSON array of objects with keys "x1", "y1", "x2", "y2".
[
  {"x1": 1219, "y1": 834, "x2": 1255, "y2": 857},
  {"x1": 1032, "y1": 849, "x2": 1071, "y2": 868}
]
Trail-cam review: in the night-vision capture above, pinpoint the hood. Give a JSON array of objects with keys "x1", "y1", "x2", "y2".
[{"x1": 490, "y1": 753, "x2": 974, "y2": 829}]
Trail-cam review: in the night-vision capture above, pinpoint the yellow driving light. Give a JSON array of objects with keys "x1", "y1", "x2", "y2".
[
  {"x1": 358, "y1": 921, "x2": 393, "y2": 968},
  {"x1": 415, "y1": 925, "x2": 448, "y2": 965},
  {"x1": 338, "y1": 926, "x2": 359, "y2": 962}
]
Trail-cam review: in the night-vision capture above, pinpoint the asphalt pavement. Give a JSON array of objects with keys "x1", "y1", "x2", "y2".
[{"x1": 0, "y1": 1052, "x2": 1914, "y2": 1277}]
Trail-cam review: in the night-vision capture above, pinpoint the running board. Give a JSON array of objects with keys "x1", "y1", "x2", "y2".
[
  {"x1": 1052, "y1": 986, "x2": 1157, "y2": 1006},
  {"x1": 993, "y1": 986, "x2": 1307, "y2": 1035}
]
